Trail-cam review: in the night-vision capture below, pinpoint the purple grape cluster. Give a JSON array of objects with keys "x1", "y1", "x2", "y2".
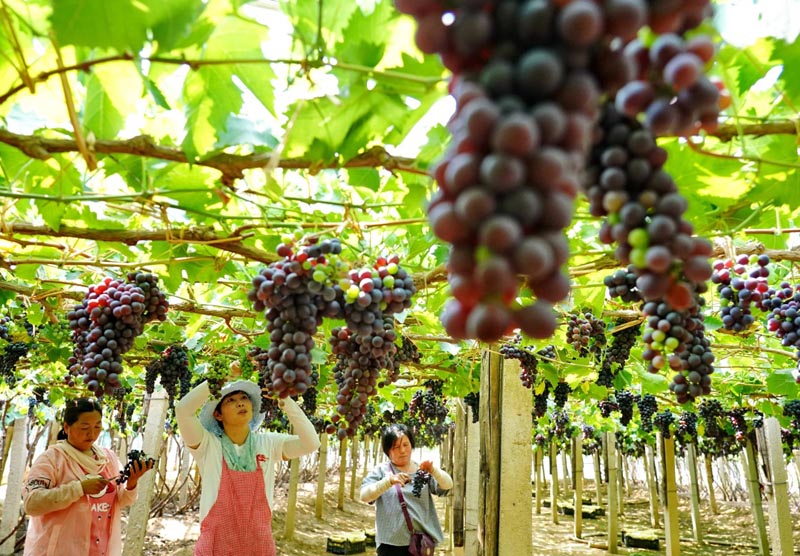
[
  {"x1": 145, "y1": 345, "x2": 190, "y2": 406},
  {"x1": 711, "y1": 254, "x2": 770, "y2": 331},
  {"x1": 637, "y1": 394, "x2": 658, "y2": 432},
  {"x1": 67, "y1": 272, "x2": 168, "y2": 396}
]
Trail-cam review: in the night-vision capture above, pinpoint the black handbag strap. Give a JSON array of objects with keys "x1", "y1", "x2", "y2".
[{"x1": 388, "y1": 463, "x2": 415, "y2": 533}]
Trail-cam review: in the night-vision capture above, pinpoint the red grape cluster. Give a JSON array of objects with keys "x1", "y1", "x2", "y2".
[
  {"x1": 616, "y1": 32, "x2": 724, "y2": 136},
  {"x1": 248, "y1": 238, "x2": 344, "y2": 398},
  {"x1": 67, "y1": 272, "x2": 168, "y2": 396},
  {"x1": 587, "y1": 104, "x2": 713, "y2": 309},
  {"x1": 565, "y1": 310, "x2": 607, "y2": 359},
  {"x1": 499, "y1": 334, "x2": 539, "y2": 388},
  {"x1": 711, "y1": 254, "x2": 771, "y2": 332},
  {"x1": 760, "y1": 282, "x2": 800, "y2": 379}
]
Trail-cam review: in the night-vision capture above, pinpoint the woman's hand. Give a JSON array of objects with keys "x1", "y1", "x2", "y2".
[
  {"x1": 125, "y1": 458, "x2": 155, "y2": 490},
  {"x1": 389, "y1": 472, "x2": 411, "y2": 486},
  {"x1": 81, "y1": 475, "x2": 110, "y2": 496},
  {"x1": 419, "y1": 460, "x2": 434, "y2": 473}
]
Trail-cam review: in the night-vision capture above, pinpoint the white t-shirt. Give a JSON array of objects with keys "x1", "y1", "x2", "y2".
[{"x1": 189, "y1": 428, "x2": 291, "y2": 521}]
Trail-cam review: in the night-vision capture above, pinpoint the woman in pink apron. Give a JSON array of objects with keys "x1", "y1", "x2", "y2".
[
  {"x1": 23, "y1": 398, "x2": 154, "y2": 556},
  {"x1": 175, "y1": 380, "x2": 320, "y2": 556}
]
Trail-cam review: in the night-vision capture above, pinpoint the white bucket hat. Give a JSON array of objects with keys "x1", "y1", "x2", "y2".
[{"x1": 199, "y1": 380, "x2": 264, "y2": 436}]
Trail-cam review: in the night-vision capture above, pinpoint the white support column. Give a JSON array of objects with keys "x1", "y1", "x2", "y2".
[
  {"x1": 763, "y1": 418, "x2": 795, "y2": 555},
  {"x1": 283, "y1": 456, "x2": 300, "y2": 539},
  {"x1": 0, "y1": 417, "x2": 29, "y2": 556},
  {"x1": 177, "y1": 442, "x2": 192, "y2": 508},
  {"x1": 464, "y1": 405, "x2": 480, "y2": 556},
  {"x1": 659, "y1": 433, "x2": 680, "y2": 556},
  {"x1": 122, "y1": 391, "x2": 169, "y2": 556},
  {"x1": 742, "y1": 439, "x2": 769, "y2": 556},
  {"x1": 645, "y1": 444, "x2": 659, "y2": 528},
  {"x1": 497, "y1": 357, "x2": 532, "y2": 556}
]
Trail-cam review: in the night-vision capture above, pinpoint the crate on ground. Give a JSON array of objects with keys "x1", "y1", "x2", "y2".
[
  {"x1": 364, "y1": 529, "x2": 376, "y2": 547},
  {"x1": 622, "y1": 529, "x2": 661, "y2": 550},
  {"x1": 326, "y1": 532, "x2": 367, "y2": 555}
]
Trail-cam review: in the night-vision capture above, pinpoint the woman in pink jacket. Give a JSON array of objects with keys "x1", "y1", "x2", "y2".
[{"x1": 22, "y1": 398, "x2": 153, "y2": 556}]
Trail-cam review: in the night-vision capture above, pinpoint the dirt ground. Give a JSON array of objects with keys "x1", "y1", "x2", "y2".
[{"x1": 138, "y1": 471, "x2": 800, "y2": 556}]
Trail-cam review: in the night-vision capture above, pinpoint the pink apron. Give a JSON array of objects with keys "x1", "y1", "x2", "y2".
[
  {"x1": 88, "y1": 470, "x2": 116, "y2": 556},
  {"x1": 194, "y1": 458, "x2": 275, "y2": 556}
]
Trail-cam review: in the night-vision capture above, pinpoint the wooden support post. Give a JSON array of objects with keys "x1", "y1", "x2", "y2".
[
  {"x1": 593, "y1": 450, "x2": 603, "y2": 506},
  {"x1": 283, "y1": 456, "x2": 300, "y2": 539},
  {"x1": 606, "y1": 431, "x2": 618, "y2": 555},
  {"x1": 562, "y1": 448, "x2": 571, "y2": 495},
  {"x1": 337, "y1": 437, "x2": 347, "y2": 510},
  {"x1": 464, "y1": 405, "x2": 480, "y2": 556},
  {"x1": 0, "y1": 417, "x2": 28, "y2": 556},
  {"x1": 645, "y1": 444, "x2": 659, "y2": 528},
  {"x1": 573, "y1": 435, "x2": 584, "y2": 539},
  {"x1": 704, "y1": 454, "x2": 718, "y2": 514},
  {"x1": 362, "y1": 434, "x2": 370, "y2": 478},
  {"x1": 659, "y1": 433, "x2": 680, "y2": 556},
  {"x1": 686, "y1": 444, "x2": 703, "y2": 543},
  {"x1": 349, "y1": 434, "x2": 358, "y2": 500},
  {"x1": 177, "y1": 442, "x2": 192, "y2": 508},
  {"x1": 761, "y1": 418, "x2": 795, "y2": 555},
  {"x1": 550, "y1": 440, "x2": 559, "y2": 524},
  {"x1": 122, "y1": 392, "x2": 169, "y2": 556},
  {"x1": 478, "y1": 353, "x2": 532, "y2": 556},
  {"x1": 742, "y1": 438, "x2": 769, "y2": 556},
  {"x1": 534, "y1": 445, "x2": 543, "y2": 515},
  {"x1": 452, "y1": 400, "x2": 466, "y2": 549},
  {"x1": 315, "y1": 433, "x2": 328, "y2": 519},
  {"x1": 616, "y1": 450, "x2": 624, "y2": 517}
]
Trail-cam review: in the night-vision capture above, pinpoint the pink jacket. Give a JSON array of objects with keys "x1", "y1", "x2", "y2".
[{"x1": 22, "y1": 445, "x2": 138, "y2": 556}]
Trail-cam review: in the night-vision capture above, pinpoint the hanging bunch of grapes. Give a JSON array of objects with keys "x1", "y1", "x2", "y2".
[
  {"x1": 145, "y1": 345, "x2": 191, "y2": 407},
  {"x1": 711, "y1": 254, "x2": 771, "y2": 332},
  {"x1": 66, "y1": 272, "x2": 168, "y2": 396},
  {"x1": 247, "y1": 237, "x2": 344, "y2": 398}
]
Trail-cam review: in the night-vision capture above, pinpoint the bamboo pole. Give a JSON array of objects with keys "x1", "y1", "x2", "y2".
[
  {"x1": 742, "y1": 438, "x2": 769, "y2": 556},
  {"x1": 573, "y1": 435, "x2": 584, "y2": 539},
  {"x1": 606, "y1": 432, "x2": 618, "y2": 554},
  {"x1": 644, "y1": 444, "x2": 659, "y2": 528},
  {"x1": 686, "y1": 444, "x2": 703, "y2": 543},
  {"x1": 337, "y1": 437, "x2": 347, "y2": 510},
  {"x1": 704, "y1": 454, "x2": 719, "y2": 514},
  {"x1": 315, "y1": 433, "x2": 328, "y2": 519},
  {"x1": 761, "y1": 418, "x2": 795, "y2": 555},
  {"x1": 659, "y1": 433, "x2": 680, "y2": 556}
]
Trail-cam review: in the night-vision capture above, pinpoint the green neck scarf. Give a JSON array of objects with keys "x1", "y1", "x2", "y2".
[{"x1": 220, "y1": 431, "x2": 258, "y2": 472}]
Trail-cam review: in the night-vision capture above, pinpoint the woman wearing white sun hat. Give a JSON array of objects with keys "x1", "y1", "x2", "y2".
[{"x1": 176, "y1": 379, "x2": 319, "y2": 556}]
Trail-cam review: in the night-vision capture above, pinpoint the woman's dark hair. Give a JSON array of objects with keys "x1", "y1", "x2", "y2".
[
  {"x1": 56, "y1": 398, "x2": 103, "y2": 440},
  {"x1": 381, "y1": 423, "x2": 415, "y2": 457}
]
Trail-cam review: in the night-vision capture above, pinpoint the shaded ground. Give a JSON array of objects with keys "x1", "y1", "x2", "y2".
[{"x1": 141, "y1": 472, "x2": 799, "y2": 556}]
